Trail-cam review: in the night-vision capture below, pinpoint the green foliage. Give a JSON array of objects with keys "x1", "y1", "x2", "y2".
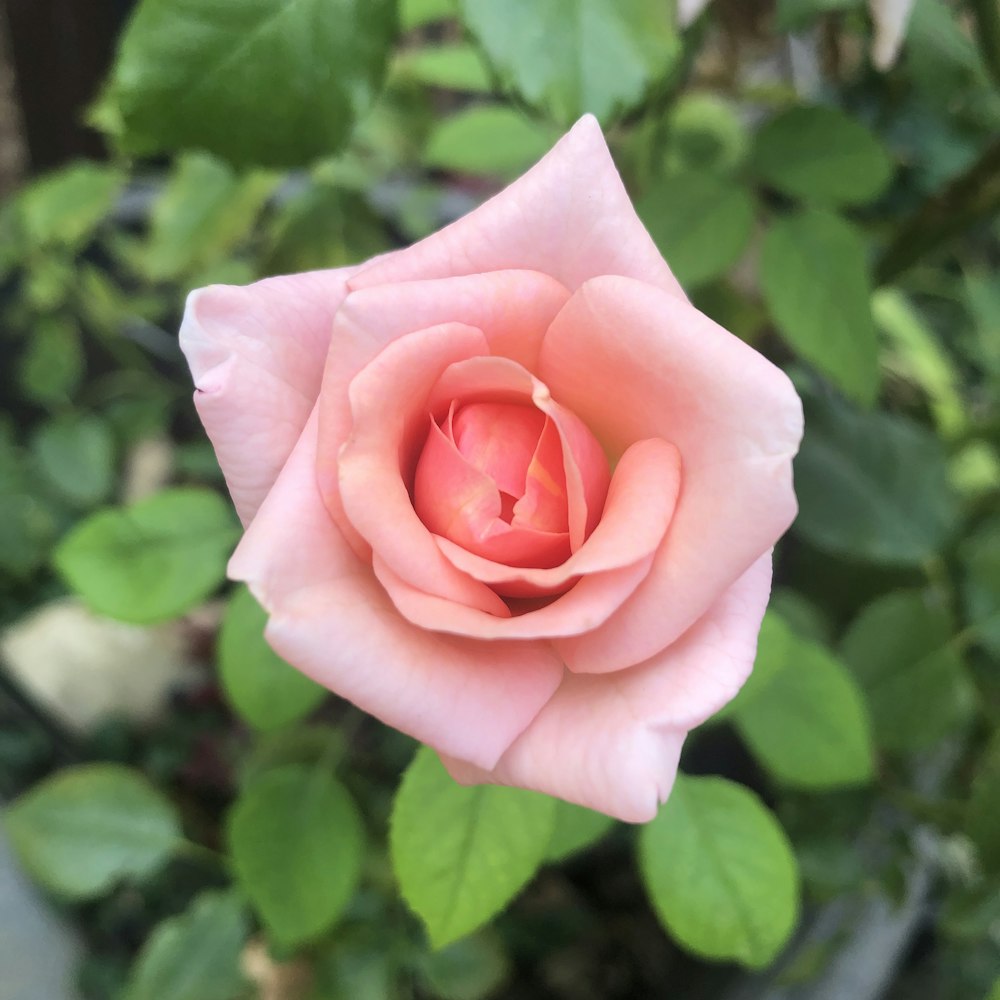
[
  {"x1": 961, "y1": 519, "x2": 1000, "y2": 657},
  {"x1": 390, "y1": 746, "x2": 556, "y2": 948},
  {"x1": 32, "y1": 416, "x2": 115, "y2": 508},
  {"x1": 143, "y1": 153, "x2": 278, "y2": 282},
  {"x1": 123, "y1": 891, "x2": 250, "y2": 1000},
  {"x1": 639, "y1": 774, "x2": 800, "y2": 968},
  {"x1": 227, "y1": 764, "x2": 365, "y2": 949},
  {"x1": 545, "y1": 800, "x2": 616, "y2": 861},
  {"x1": 875, "y1": 289, "x2": 966, "y2": 438},
  {"x1": 4, "y1": 764, "x2": 181, "y2": 900},
  {"x1": 16, "y1": 161, "x2": 125, "y2": 250},
  {"x1": 726, "y1": 614, "x2": 876, "y2": 788},
  {"x1": 399, "y1": 44, "x2": 492, "y2": 92},
  {"x1": 218, "y1": 586, "x2": 326, "y2": 731},
  {"x1": 458, "y1": 0, "x2": 681, "y2": 124},
  {"x1": 103, "y1": 0, "x2": 398, "y2": 167},
  {"x1": 839, "y1": 590, "x2": 971, "y2": 751},
  {"x1": 664, "y1": 92, "x2": 748, "y2": 175},
  {"x1": 53, "y1": 487, "x2": 238, "y2": 623},
  {"x1": 637, "y1": 171, "x2": 755, "y2": 287},
  {"x1": 967, "y1": 735, "x2": 1000, "y2": 877},
  {"x1": 760, "y1": 210, "x2": 879, "y2": 405},
  {"x1": 423, "y1": 107, "x2": 560, "y2": 177},
  {"x1": 418, "y1": 932, "x2": 511, "y2": 1000},
  {"x1": 17, "y1": 316, "x2": 85, "y2": 406},
  {"x1": 750, "y1": 105, "x2": 893, "y2": 206},
  {"x1": 794, "y1": 393, "x2": 959, "y2": 564},
  {"x1": 774, "y1": 0, "x2": 860, "y2": 30}
]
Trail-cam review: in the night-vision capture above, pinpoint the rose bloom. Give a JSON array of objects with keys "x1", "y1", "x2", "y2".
[{"x1": 180, "y1": 116, "x2": 802, "y2": 822}]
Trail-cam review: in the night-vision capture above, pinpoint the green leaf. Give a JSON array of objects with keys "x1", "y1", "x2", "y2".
[
  {"x1": 458, "y1": 0, "x2": 681, "y2": 125},
  {"x1": 4, "y1": 764, "x2": 181, "y2": 900},
  {"x1": 400, "y1": 43, "x2": 491, "y2": 92},
  {"x1": 774, "y1": 0, "x2": 861, "y2": 30},
  {"x1": 105, "y1": 0, "x2": 398, "y2": 167},
  {"x1": 637, "y1": 172, "x2": 755, "y2": 287},
  {"x1": 638, "y1": 774, "x2": 800, "y2": 968},
  {"x1": 18, "y1": 316, "x2": 85, "y2": 405},
  {"x1": 793, "y1": 393, "x2": 958, "y2": 564},
  {"x1": 32, "y1": 415, "x2": 115, "y2": 508},
  {"x1": 418, "y1": 931, "x2": 511, "y2": 1000},
  {"x1": 967, "y1": 735, "x2": 1000, "y2": 877},
  {"x1": 390, "y1": 746, "x2": 556, "y2": 948},
  {"x1": 751, "y1": 104, "x2": 892, "y2": 206},
  {"x1": 760, "y1": 209, "x2": 879, "y2": 405},
  {"x1": 423, "y1": 107, "x2": 559, "y2": 177},
  {"x1": 874, "y1": 288, "x2": 966, "y2": 438},
  {"x1": 123, "y1": 890, "x2": 249, "y2": 1000},
  {"x1": 18, "y1": 161, "x2": 124, "y2": 249},
  {"x1": 264, "y1": 184, "x2": 388, "y2": 275},
  {"x1": 839, "y1": 590, "x2": 972, "y2": 751},
  {"x1": 545, "y1": 800, "x2": 616, "y2": 862},
  {"x1": 961, "y1": 518, "x2": 1000, "y2": 657},
  {"x1": 227, "y1": 765, "x2": 365, "y2": 949},
  {"x1": 664, "y1": 92, "x2": 749, "y2": 176},
  {"x1": 401, "y1": 0, "x2": 456, "y2": 29},
  {"x1": 53, "y1": 487, "x2": 238, "y2": 624},
  {"x1": 219, "y1": 586, "x2": 326, "y2": 731},
  {"x1": 729, "y1": 615, "x2": 875, "y2": 788},
  {"x1": 144, "y1": 153, "x2": 277, "y2": 281}
]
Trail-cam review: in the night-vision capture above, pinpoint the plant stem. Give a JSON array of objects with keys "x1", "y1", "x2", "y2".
[{"x1": 875, "y1": 135, "x2": 1000, "y2": 285}]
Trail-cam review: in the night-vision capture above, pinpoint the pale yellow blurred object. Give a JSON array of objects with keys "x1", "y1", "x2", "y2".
[
  {"x1": 0, "y1": 598, "x2": 197, "y2": 732},
  {"x1": 242, "y1": 939, "x2": 313, "y2": 1000}
]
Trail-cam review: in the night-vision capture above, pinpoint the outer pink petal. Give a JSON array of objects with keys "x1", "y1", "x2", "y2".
[
  {"x1": 539, "y1": 276, "x2": 802, "y2": 673},
  {"x1": 228, "y1": 410, "x2": 564, "y2": 771},
  {"x1": 436, "y1": 438, "x2": 681, "y2": 596},
  {"x1": 317, "y1": 269, "x2": 570, "y2": 551},
  {"x1": 179, "y1": 268, "x2": 356, "y2": 525},
  {"x1": 373, "y1": 554, "x2": 655, "y2": 640},
  {"x1": 337, "y1": 323, "x2": 509, "y2": 617},
  {"x1": 440, "y1": 554, "x2": 773, "y2": 822},
  {"x1": 349, "y1": 116, "x2": 685, "y2": 298}
]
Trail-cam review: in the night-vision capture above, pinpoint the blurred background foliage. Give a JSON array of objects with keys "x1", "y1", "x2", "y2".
[{"x1": 0, "y1": 0, "x2": 999, "y2": 998}]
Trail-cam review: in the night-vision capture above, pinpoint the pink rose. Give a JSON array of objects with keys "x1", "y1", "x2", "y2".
[{"x1": 180, "y1": 116, "x2": 802, "y2": 822}]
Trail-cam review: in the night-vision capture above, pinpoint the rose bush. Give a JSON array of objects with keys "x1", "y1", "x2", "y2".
[{"x1": 180, "y1": 116, "x2": 803, "y2": 822}]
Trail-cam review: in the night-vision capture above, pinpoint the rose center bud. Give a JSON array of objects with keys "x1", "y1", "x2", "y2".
[{"x1": 412, "y1": 399, "x2": 607, "y2": 570}]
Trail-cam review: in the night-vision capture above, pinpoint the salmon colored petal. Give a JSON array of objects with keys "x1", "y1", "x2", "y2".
[
  {"x1": 317, "y1": 269, "x2": 570, "y2": 551},
  {"x1": 515, "y1": 416, "x2": 569, "y2": 534},
  {"x1": 373, "y1": 553, "x2": 655, "y2": 640},
  {"x1": 179, "y1": 268, "x2": 355, "y2": 524},
  {"x1": 228, "y1": 410, "x2": 564, "y2": 771},
  {"x1": 337, "y1": 323, "x2": 509, "y2": 618},
  {"x1": 428, "y1": 356, "x2": 610, "y2": 552},
  {"x1": 437, "y1": 438, "x2": 681, "y2": 598},
  {"x1": 539, "y1": 276, "x2": 802, "y2": 673},
  {"x1": 439, "y1": 554, "x2": 773, "y2": 822},
  {"x1": 414, "y1": 421, "x2": 572, "y2": 570},
  {"x1": 349, "y1": 116, "x2": 685, "y2": 298},
  {"x1": 451, "y1": 402, "x2": 545, "y2": 498}
]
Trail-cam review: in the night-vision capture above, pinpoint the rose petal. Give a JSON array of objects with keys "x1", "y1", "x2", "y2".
[
  {"x1": 539, "y1": 276, "x2": 802, "y2": 673},
  {"x1": 414, "y1": 419, "x2": 572, "y2": 570},
  {"x1": 428, "y1": 356, "x2": 610, "y2": 552},
  {"x1": 318, "y1": 269, "x2": 570, "y2": 552},
  {"x1": 451, "y1": 401, "x2": 546, "y2": 498},
  {"x1": 373, "y1": 553, "x2": 655, "y2": 640},
  {"x1": 436, "y1": 438, "x2": 681, "y2": 598},
  {"x1": 229, "y1": 410, "x2": 564, "y2": 771},
  {"x1": 337, "y1": 323, "x2": 510, "y2": 617},
  {"x1": 179, "y1": 268, "x2": 356, "y2": 524},
  {"x1": 349, "y1": 116, "x2": 685, "y2": 298},
  {"x1": 439, "y1": 554, "x2": 773, "y2": 822}
]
